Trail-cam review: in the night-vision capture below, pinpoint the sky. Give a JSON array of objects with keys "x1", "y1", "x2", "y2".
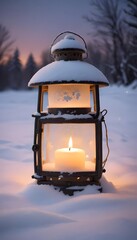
[{"x1": 0, "y1": 0, "x2": 92, "y2": 64}]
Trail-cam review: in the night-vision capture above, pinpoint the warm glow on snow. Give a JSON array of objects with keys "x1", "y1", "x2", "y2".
[{"x1": 0, "y1": 86, "x2": 137, "y2": 240}]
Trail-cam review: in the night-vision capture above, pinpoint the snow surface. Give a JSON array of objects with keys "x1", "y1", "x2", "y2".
[
  {"x1": 28, "y1": 60, "x2": 109, "y2": 86},
  {"x1": 0, "y1": 86, "x2": 137, "y2": 240}
]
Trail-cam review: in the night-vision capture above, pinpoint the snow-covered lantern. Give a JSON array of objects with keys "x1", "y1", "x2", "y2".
[{"x1": 28, "y1": 32, "x2": 109, "y2": 194}]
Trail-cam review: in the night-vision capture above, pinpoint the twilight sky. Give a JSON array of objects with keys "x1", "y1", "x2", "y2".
[{"x1": 0, "y1": 0, "x2": 92, "y2": 64}]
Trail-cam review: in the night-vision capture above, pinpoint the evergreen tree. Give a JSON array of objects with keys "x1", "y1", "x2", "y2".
[
  {"x1": 23, "y1": 53, "x2": 38, "y2": 89},
  {"x1": 8, "y1": 49, "x2": 22, "y2": 89},
  {"x1": 40, "y1": 49, "x2": 51, "y2": 67},
  {"x1": 0, "y1": 63, "x2": 9, "y2": 91}
]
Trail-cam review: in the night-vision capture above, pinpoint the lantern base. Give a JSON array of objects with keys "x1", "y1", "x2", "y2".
[
  {"x1": 48, "y1": 107, "x2": 91, "y2": 115},
  {"x1": 32, "y1": 173, "x2": 102, "y2": 195}
]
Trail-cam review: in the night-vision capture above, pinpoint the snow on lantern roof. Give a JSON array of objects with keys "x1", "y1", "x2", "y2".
[
  {"x1": 51, "y1": 34, "x2": 87, "y2": 53},
  {"x1": 28, "y1": 60, "x2": 109, "y2": 87}
]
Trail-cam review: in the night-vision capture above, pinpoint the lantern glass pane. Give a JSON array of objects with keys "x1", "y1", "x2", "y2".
[
  {"x1": 48, "y1": 84, "x2": 90, "y2": 108},
  {"x1": 42, "y1": 85, "x2": 97, "y2": 114},
  {"x1": 41, "y1": 123, "x2": 96, "y2": 172}
]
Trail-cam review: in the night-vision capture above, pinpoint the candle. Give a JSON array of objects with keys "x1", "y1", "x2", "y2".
[{"x1": 55, "y1": 137, "x2": 85, "y2": 171}]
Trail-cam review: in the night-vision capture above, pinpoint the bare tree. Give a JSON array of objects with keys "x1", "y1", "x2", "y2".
[
  {"x1": 23, "y1": 53, "x2": 38, "y2": 89},
  {"x1": 124, "y1": 0, "x2": 137, "y2": 83},
  {"x1": 125, "y1": 0, "x2": 137, "y2": 30},
  {"x1": 83, "y1": 0, "x2": 132, "y2": 85},
  {"x1": 0, "y1": 24, "x2": 14, "y2": 64},
  {"x1": 8, "y1": 49, "x2": 22, "y2": 89}
]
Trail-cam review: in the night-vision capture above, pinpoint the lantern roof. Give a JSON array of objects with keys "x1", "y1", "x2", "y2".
[
  {"x1": 28, "y1": 32, "x2": 109, "y2": 88},
  {"x1": 51, "y1": 34, "x2": 87, "y2": 54},
  {"x1": 28, "y1": 60, "x2": 109, "y2": 87}
]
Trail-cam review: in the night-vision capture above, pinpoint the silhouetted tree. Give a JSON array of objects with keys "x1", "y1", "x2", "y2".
[
  {"x1": 0, "y1": 63, "x2": 9, "y2": 90},
  {"x1": 23, "y1": 53, "x2": 38, "y2": 89},
  {"x1": 8, "y1": 49, "x2": 22, "y2": 89},
  {"x1": 40, "y1": 49, "x2": 52, "y2": 67}
]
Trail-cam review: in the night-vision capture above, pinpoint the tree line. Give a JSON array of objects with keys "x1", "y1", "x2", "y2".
[
  {"x1": 0, "y1": 33, "x2": 52, "y2": 91},
  {"x1": 0, "y1": 24, "x2": 51, "y2": 91},
  {"x1": 0, "y1": 0, "x2": 137, "y2": 91}
]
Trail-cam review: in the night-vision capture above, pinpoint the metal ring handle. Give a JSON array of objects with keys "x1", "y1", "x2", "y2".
[
  {"x1": 101, "y1": 109, "x2": 108, "y2": 117},
  {"x1": 50, "y1": 31, "x2": 88, "y2": 59}
]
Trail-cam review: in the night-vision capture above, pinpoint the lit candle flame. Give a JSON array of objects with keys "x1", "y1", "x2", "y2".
[{"x1": 68, "y1": 137, "x2": 73, "y2": 151}]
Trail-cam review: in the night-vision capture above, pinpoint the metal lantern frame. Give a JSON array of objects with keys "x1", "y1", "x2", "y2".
[{"x1": 29, "y1": 32, "x2": 109, "y2": 194}]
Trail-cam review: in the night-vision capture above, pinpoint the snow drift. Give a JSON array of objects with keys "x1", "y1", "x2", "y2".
[{"x1": 0, "y1": 86, "x2": 137, "y2": 240}]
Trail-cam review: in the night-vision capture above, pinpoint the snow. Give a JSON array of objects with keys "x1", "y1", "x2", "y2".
[
  {"x1": 41, "y1": 113, "x2": 94, "y2": 119},
  {"x1": 28, "y1": 60, "x2": 109, "y2": 86},
  {"x1": 51, "y1": 34, "x2": 87, "y2": 53},
  {"x1": 0, "y1": 86, "x2": 137, "y2": 240}
]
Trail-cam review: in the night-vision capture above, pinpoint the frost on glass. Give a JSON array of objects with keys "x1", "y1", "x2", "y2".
[{"x1": 48, "y1": 84, "x2": 90, "y2": 108}]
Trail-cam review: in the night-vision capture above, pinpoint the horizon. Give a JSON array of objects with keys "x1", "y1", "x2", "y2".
[{"x1": 0, "y1": 0, "x2": 92, "y2": 65}]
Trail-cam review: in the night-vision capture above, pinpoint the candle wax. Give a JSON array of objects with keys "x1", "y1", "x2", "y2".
[{"x1": 55, "y1": 147, "x2": 85, "y2": 171}]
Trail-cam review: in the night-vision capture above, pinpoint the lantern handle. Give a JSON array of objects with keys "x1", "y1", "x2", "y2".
[{"x1": 50, "y1": 31, "x2": 88, "y2": 59}]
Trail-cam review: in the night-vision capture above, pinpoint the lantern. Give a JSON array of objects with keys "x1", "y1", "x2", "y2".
[{"x1": 28, "y1": 32, "x2": 109, "y2": 194}]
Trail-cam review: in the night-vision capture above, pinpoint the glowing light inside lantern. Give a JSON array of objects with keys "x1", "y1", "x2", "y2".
[{"x1": 54, "y1": 137, "x2": 85, "y2": 171}]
